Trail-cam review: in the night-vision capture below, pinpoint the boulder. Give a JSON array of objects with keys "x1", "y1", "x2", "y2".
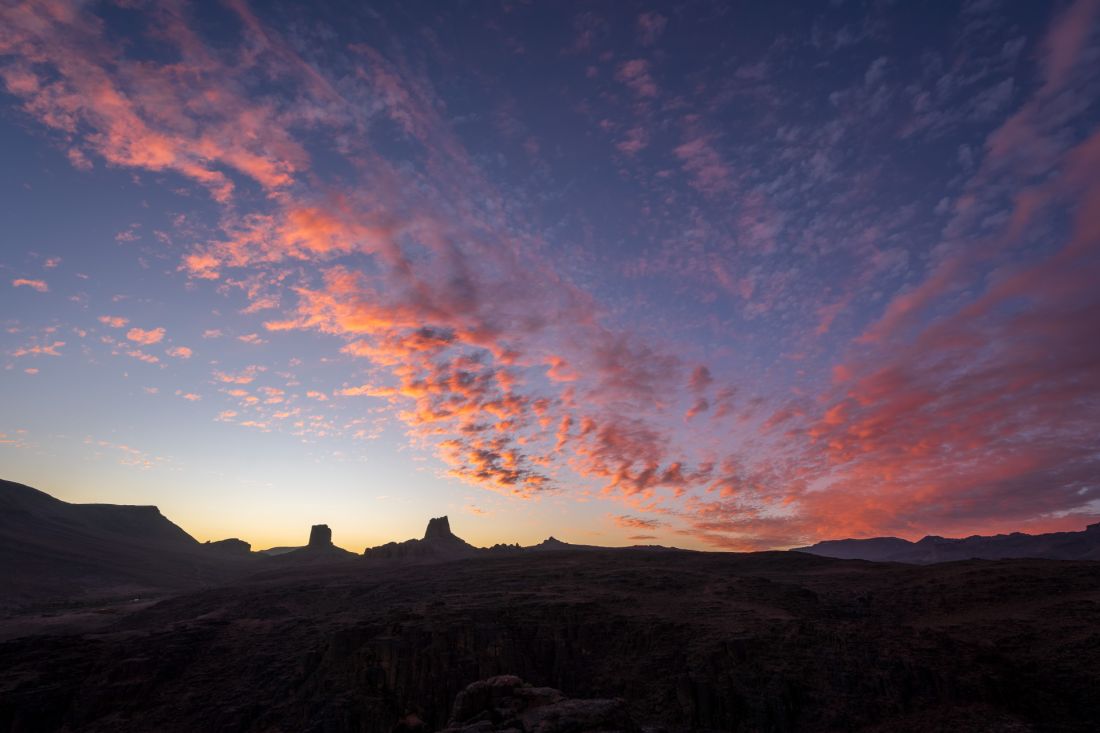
[{"x1": 439, "y1": 676, "x2": 639, "y2": 733}]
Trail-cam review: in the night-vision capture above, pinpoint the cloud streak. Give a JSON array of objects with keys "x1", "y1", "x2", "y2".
[{"x1": 2, "y1": 0, "x2": 1098, "y2": 548}]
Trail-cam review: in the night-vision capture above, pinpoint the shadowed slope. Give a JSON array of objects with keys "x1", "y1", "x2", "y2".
[{"x1": 0, "y1": 479, "x2": 253, "y2": 608}]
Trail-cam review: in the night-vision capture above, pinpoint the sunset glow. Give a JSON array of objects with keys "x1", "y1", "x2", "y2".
[{"x1": 2, "y1": 0, "x2": 1098, "y2": 551}]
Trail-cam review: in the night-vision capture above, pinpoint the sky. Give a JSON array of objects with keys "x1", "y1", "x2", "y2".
[{"x1": 1, "y1": 0, "x2": 1099, "y2": 552}]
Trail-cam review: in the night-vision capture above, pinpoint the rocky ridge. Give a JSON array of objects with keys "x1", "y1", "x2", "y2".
[
  {"x1": 363, "y1": 515, "x2": 479, "y2": 561},
  {"x1": 796, "y1": 522, "x2": 1100, "y2": 563}
]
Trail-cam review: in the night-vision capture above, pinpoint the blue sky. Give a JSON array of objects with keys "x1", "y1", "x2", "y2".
[{"x1": 2, "y1": 0, "x2": 1099, "y2": 551}]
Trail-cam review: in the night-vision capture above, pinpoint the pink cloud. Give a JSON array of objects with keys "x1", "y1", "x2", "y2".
[
  {"x1": 166, "y1": 346, "x2": 192, "y2": 359},
  {"x1": 215, "y1": 365, "x2": 265, "y2": 385},
  {"x1": 126, "y1": 349, "x2": 159, "y2": 364},
  {"x1": 616, "y1": 126, "x2": 649, "y2": 156},
  {"x1": 126, "y1": 327, "x2": 165, "y2": 345},
  {"x1": 614, "y1": 514, "x2": 664, "y2": 529},
  {"x1": 12, "y1": 341, "x2": 65, "y2": 357},
  {"x1": 0, "y1": 1, "x2": 308, "y2": 203},
  {"x1": 12, "y1": 278, "x2": 48, "y2": 292},
  {"x1": 688, "y1": 365, "x2": 712, "y2": 392},
  {"x1": 98, "y1": 315, "x2": 129, "y2": 328},
  {"x1": 616, "y1": 59, "x2": 658, "y2": 98},
  {"x1": 636, "y1": 12, "x2": 668, "y2": 46},
  {"x1": 3, "y1": 0, "x2": 1095, "y2": 552},
  {"x1": 1041, "y1": 0, "x2": 1100, "y2": 95},
  {"x1": 674, "y1": 134, "x2": 733, "y2": 197}
]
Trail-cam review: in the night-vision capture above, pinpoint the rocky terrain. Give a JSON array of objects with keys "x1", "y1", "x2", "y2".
[
  {"x1": 2, "y1": 547, "x2": 1100, "y2": 731},
  {"x1": 3, "y1": 478, "x2": 1100, "y2": 732}
]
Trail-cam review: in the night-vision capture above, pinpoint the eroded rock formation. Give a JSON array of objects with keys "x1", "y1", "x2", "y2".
[
  {"x1": 424, "y1": 516, "x2": 453, "y2": 541},
  {"x1": 365, "y1": 516, "x2": 478, "y2": 561},
  {"x1": 309, "y1": 524, "x2": 333, "y2": 548}
]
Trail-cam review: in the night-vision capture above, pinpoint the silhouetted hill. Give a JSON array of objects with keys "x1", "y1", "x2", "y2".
[
  {"x1": 204, "y1": 538, "x2": 252, "y2": 556},
  {"x1": 0, "y1": 479, "x2": 254, "y2": 608},
  {"x1": 256, "y1": 545, "x2": 301, "y2": 556},
  {"x1": 271, "y1": 523, "x2": 355, "y2": 563},
  {"x1": 794, "y1": 522, "x2": 1100, "y2": 563}
]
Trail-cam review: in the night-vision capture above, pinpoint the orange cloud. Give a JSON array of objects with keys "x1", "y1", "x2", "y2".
[
  {"x1": 98, "y1": 315, "x2": 129, "y2": 328},
  {"x1": 126, "y1": 327, "x2": 165, "y2": 345},
  {"x1": 12, "y1": 278, "x2": 48, "y2": 292},
  {"x1": 5, "y1": 0, "x2": 1095, "y2": 553},
  {"x1": 614, "y1": 514, "x2": 664, "y2": 530},
  {"x1": 13, "y1": 341, "x2": 65, "y2": 357},
  {"x1": 215, "y1": 365, "x2": 265, "y2": 385},
  {"x1": 167, "y1": 346, "x2": 192, "y2": 358},
  {"x1": 126, "y1": 349, "x2": 159, "y2": 364}
]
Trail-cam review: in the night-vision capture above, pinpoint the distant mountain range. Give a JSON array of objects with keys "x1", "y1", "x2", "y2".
[
  {"x1": 5, "y1": 477, "x2": 1100, "y2": 611},
  {"x1": 794, "y1": 523, "x2": 1100, "y2": 563},
  {"x1": 0, "y1": 479, "x2": 662, "y2": 609}
]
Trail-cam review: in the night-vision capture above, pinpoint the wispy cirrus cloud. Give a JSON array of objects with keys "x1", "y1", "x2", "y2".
[{"x1": 2, "y1": 0, "x2": 1098, "y2": 549}]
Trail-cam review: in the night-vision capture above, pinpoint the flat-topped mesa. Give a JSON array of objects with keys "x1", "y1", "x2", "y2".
[
  {"x1": 308, "y1": 524, "x2": 333, "y2": 548},
  {"x1": 424, "y1": 515, "x2": 454, "y2": 541}
]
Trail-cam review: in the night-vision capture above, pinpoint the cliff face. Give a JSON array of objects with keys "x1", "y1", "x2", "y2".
[{"x1": 2, "y1": 551, "x2": 1099, "y2": 732}]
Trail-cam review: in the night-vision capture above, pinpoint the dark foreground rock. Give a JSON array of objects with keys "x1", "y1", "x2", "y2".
[
  {"x1": 436, "y1": 675, "x2": 639, "y2": 733},
  {"x1": 2, "y1": 551, "x2": 1099, "y2": 732}
]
